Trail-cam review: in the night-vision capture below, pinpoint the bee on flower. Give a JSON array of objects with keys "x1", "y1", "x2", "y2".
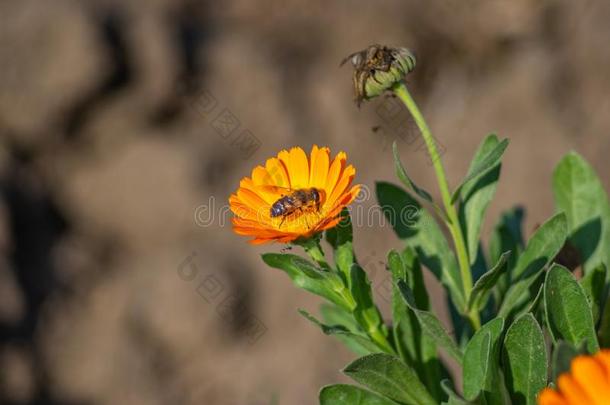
[{"x1": 229, "y1": 146, "x2": 361, "y2": 244}]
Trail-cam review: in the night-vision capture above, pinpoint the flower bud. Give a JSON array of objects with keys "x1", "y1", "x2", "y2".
[{"x1": 342, "y1": 45, "x2": 416, "y2": 106}]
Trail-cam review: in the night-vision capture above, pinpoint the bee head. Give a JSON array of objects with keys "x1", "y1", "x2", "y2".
[{"x1": 270, "y1": 203, "x2": 283, "y2": 218}]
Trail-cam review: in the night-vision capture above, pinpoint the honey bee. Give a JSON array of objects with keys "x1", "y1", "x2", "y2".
[
  {"x1": 341, "y1": 44, "x2": 416, "y2": 106},
  {"x1": 265, "y1": 186, "x2": 323, "y2": 227}
]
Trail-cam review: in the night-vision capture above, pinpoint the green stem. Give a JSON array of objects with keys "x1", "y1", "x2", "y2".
[
  {"x1": 393, "y1": 82, "x2": 480, "y2": 330},
  {"x1": 298, "y1": 238, "x2": 331, "y2": 271},
  {"x1": 369, "y1": 326, "x2": 396, "y2": 354}
]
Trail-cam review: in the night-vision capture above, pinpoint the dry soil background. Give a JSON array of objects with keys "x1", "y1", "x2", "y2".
[{"x1": 1, "y1": 1, "x2": 610, "y2": 404}]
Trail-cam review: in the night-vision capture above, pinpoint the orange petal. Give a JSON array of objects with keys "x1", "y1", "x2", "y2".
[
  {"x1": 594, "y1": 350, "x2": 610, "y2": 378},
  {"x1": 236, "y1": 186, "x2": 269, "y2": 211},
  {"x1": 232, "y1": 225, "x2": 282, "y2": 238},
  {"x1": 557, "y1": 373, "x2": 592, "y2": 404},
  {"x1": 232, "y1": 217, "x2": 273, "y2": 231},
  {"x1": 325, "y1": 185, "x2": 360, "y2": 218},
  {"x1": 281, "y1": 147, "x2": 309, "y2": 189},
  {"x1": 326, "y1": 165, "x2": 356, "y2": 208},
  {"x1": 230, "y1": 202, "x2": 264, "y2": 223},
  {"x1": 325, "y1": 151, "x2": 347, "y2": 196},
  {"x1": 538, "y1": 389, "x2": 568, "y2": 405},
  {"x1": 265, "y1": 157, "x2": 291, "y2": 188},
  {"x1": 249, "y1": 237, "x2": 276, "y2": 245},
  {"x1": 252, "y1": 165, "x2": 274, "y2": 186},
  {"x1": 318, "y1": 216, "x2": 343, "y2": 231},
  {"x1": 240, "y1": 178, "x2": 276, "y2": 205},
  {"x1": 572, "y1": 355, "x2": 610, "y2": 404},
  {"x1": 310, "y1": 145, "x2": 330, "y2": 189}
]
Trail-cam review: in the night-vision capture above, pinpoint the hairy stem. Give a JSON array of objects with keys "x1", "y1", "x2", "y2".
[{"x1": 392, "y1": 82, "x2": 480, "y2": 330}]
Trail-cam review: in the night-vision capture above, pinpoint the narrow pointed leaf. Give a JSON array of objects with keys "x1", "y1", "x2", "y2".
[
  {"x1": 299, "y1": 309, "x2": 382, "y2": 354},
  {"x1": 262, "y1": 253, "x2": 350, "y2": 310},
  {"x1": 600, "y1": 297, "x2": 610, "y2": 347},
  {"x1": 398, "y1": 280, "x2": 463, "y2": 365},
  {"x1": 349, "y1": 263, "x2": 385, "y2": 341},
  {"x1": 392, "y1": 141, "x2": 435, "y2": 204},
  {"x1": 489, "y1": 207, "x2": 526, "y2": 303},
  {"x1": 451, "y1": 137, "x2": 509, "y2": 203},
  {"x1": 459, "y1": 134, "x2": 504, "y2": 263},
  {"x1": 468, "y1": 251, "x2": 511, "y2": 311},
  {"x1": 320, "y1": 304, "x2": 373, "y2": 355},
  {"x1": 377, "y1": 182, "x2": 465, "y2": 312},
  {"x1": 498, "y1": 213, "x2": 567, "y2": 319},
  {"x1": 388, "y1": 249, "x2": 442, "y2": 401}
]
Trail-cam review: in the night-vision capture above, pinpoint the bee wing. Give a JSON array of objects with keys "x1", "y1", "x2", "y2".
[
  {"x1": 257, "y1": 185, "x2": 293, "y2": 196},
  {"x1": 340, "y1": 50, "x2": 365, "y2": 68}
]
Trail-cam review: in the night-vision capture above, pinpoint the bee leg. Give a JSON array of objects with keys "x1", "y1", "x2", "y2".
[
  {"x1": 297, "y1": 207, "x2": 309, "y2": 228},
  {"x1": 279, "y1": 216, "x2": 286, "y2": 228}
]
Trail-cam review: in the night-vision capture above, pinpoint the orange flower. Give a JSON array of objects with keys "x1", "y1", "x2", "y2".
[
  {"x1": 538, "y1": 350, "x2": 610, "y2": 405},
  {"x1": 229, "y1": 146, "x2": 361, "y2": 244}
]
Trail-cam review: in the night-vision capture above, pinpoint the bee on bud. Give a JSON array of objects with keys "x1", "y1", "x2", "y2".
[{"x1": 341, "y1": 44, "x2": 416, "y2": 106}]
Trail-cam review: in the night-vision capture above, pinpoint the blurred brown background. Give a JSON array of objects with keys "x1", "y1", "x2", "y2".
[{"x1": 1, "y1": 1, "x2": 610, "y2": 404}]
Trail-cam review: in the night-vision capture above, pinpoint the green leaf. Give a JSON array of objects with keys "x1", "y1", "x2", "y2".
[
  {"x1": 551, "y1": 341, "x2": 584, "y2": 383},
  {"x1": 376, "y1": 182, "x2": 465, "y2": 312},
  {"x1": 503, "y1": 314, "x2": 547, "y2": 405},
  {"x1": 464, "y1": 332, "x2": 492, "y2": 401},
  {"x1": 262, "y1": 253, "x2": 351, "y2": 310},
  {"x1": 392, "y1": 141, "x2": 435, "y2": 205},
  {"x1": 580, "y1": 263, "x2": 607, "y2": 323},
  {"x1": 326, "y1": 208, "x2": 353, "y2": 249},
  {"x1": 523, "y1": 283, "x2": 544, "y2": 315},
  {"x1": 489, "y1": 207, "x2": 526, "y2": 305},
  {"x1": 469, "y1": 251, "x2": 511, "y2": 311},
  {"x1": 544, "y1": 264, "x2": 600, "y2": 353},
  {"x1": 343, "y1": 353, "x2": 436, "y2": 405},
  {"x1": 388, "y1": 249, "x2": 442, "y2": 401},
  {"x1": 458, "y1": 134, "x2": 505, "y2": 263},
  {"x1": 349, "y1": 263, "x2": 385, "y2": 340},
  {"x1": 387, "y1": 250, "x2": 420, "y2": 365},
  {"x1": 397, "y1": 280, "x2": 464, "y2": 365},
  {"x1": 320, "y1": 304, "x2": 371, "y2": 355},
  {"x1": 335, "y1": 241, "x2": 355, "y2": 280},
  {"x1": 600, "y1": 295, "x2": 610, "y2": 347},
  {"x1": 319, "y1": 384, "x2": 399, "y2": 405},
  {"x1": 462, "y1": 318, "x2": 505, "y2": 402},
  {"x1": 320, "y1": 303, "x2": 360, "y2": 331},
  {"x1": 441, "y1": 380, "x2": 484, "y2": 405},
  {"x1": 498, "y1": 213, "x2": 568, "y2": 319},
  {"x1": 451, "y1": 136, "x2": 509, "y2": 203},
  {"x1": 553, "y1": 152, "x2": 610, "y2": 274},
  {"x1": 299, "y1": 309, "x2": 383, "y2": 354}
]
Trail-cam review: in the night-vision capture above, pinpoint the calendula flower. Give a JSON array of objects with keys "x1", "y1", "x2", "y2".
[
  {"x1": 538, "y1": 350, "x2": 610, "y2": 405},
  {"x1": 229, "y1": 146, "x2": 361, "y2": 244}
]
